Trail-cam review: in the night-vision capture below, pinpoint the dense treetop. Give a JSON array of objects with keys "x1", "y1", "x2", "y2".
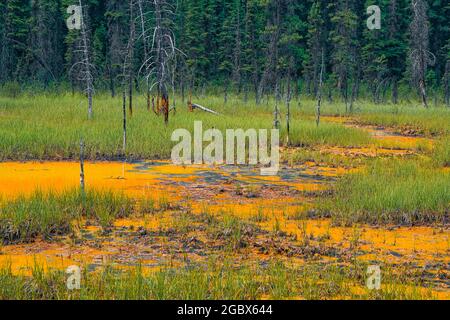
[{"x1": 0, "y1": 0, "x2": 449, "y2": 103}]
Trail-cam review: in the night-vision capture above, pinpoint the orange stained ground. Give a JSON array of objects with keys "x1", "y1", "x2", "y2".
[
  {"x1": 321, "y1": 115, "x2": 434, "y2": 151},
  {"x1": 0, "y1": 161, "x2": 200, "y2": 200},
  {"x1": 0, "y1": 241, "x2": 109, "y2": 276},
  {"x1": 260, "y1": 218, "x2": 449, "y2": 262},
  {"x1": 0, "y1": 160, "x2": 339, "y2": 204},
  {"x1": 0, "y1": 161, "x2": 447, "y2": 262},
  {"x1": 0, "y1": 159, "x2": 448, "y2": 298}
]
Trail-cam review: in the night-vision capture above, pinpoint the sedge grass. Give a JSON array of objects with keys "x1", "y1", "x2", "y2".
[
  {"x1": 0, "y1": 189, "x2": 133, "y2": 243},
  {"x1": 0, "y1": 259, "x2": 436, "y2": 300},
  {"x1": 1, "y1": 93, "x2": 372, "y2": 161},
  {"x1": 325, "y1": 159, "x2": 449, "y2": 225},
  {"x1": 433, "y1": 136, "x2": 450, "y2": 167}
]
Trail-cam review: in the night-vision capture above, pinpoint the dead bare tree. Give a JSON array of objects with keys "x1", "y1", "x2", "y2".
[
  {"x1": 118, "y1": 0, "x2": 137, "y2": 153},
  {"x1": 285, "y1": 77, "x2": 292, "y2": 145},
  {"x1": 79, "y1": 139, "x2": 85, "y2": 193},
  {"x1": 139, "y1": 0, "x2": 180, "y2": 124},
  {"x1": 122, "y1": 92, "x2": 127, "y2": 153},
  {"x1": 117, "y1": 1, "x2": 134, "y2": 157},
  {"x1": 128, "y1": 0, "x2": 136, "y2": 116},
  {"x1": 257, "y1": 0, "x2": 281, "y2": 105},
  {"x1": 316, "y1": 49, "x2": 325, "y2": 127},
  {"x1": 136, "y1": 0, "x2": 152, "y2": 111},
  {"x1": 273, "y1": 81, "x2": 280, "y2": 129},
  {"x1": 445, "y1": 60, "x2": 450, "y2": 107},
  {"x1": 171, "y1": 54, "x2": 177, "y2": 113},
  {"x1": 70, "y1": 0, "x2": 95, "y2": 119},
  {"x1": 410, "y1": 0, "x2": 435, "y2": 108},
  {"x1": 190, "y1": 103, "x2": 220, "y2": 115},
  {"x1": 232, "y1": 0, "x2": 242, "y2": 94}
]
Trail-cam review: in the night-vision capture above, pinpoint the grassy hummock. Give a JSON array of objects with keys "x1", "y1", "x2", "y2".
[
  {"x1": 0, "y1": 189, "x2": 133, "y2": 244},
  {"x1": 326, "y1": 159, "x2": 449, "y2": 225}
]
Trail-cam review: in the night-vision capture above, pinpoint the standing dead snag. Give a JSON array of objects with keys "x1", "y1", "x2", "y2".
[
  {"x1": 136, "y1": 0, "x2": 152, "y2": 111},
  {"x1": 316, "y1": 50, "x2": 325, "y2": 127},
  {"x1": 122, "y1": 91, "x2": 127, "y2": 153},
  {"x1": 286, "y1": 80, "x2": 291, "y2": 145},
  {"x1": 139, "y1": 0, "x2": 180, "y2": 125},
  {"x1": 79, "y1": 138, "x2": 87, "y2": 210},
  {"x1": 257, "y1": 0, "x2": 281, "y2": 105},
  {"x1": 128, "y1": 0, "x2": 136, "y2": 116},
  {"x1": 70, "y1": 0, "x2": 95, "y2": 119},
  {"x1": 409, "y1": 0, "x2": 435, "y2": 108},
  {"x1": 79, "y1": 139, "x2": 85, "y2": 194},
  {"x1": 444, "y1": 62, "x2": 450, "y2": 108},
  {"x1": 119, "y1": 0, "x2": 135, "y2": 155},
  {"x1": 273, "y1": 82, "x2": 280, "y2": 129},
  {"x1": 120, "y1": 0, "x2": 136, "y2": 117}
]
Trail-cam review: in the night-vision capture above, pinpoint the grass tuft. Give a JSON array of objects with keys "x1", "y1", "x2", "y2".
[
  {"x1": 0, "y1": 189, "x2": 133, "y2": 244},
  {"x1": 324, "y1": 160, "x2": 449, "y2": 225}
]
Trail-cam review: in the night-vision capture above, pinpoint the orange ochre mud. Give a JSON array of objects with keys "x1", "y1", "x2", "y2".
[
  {"x1": 0, "y1": 158, "x2": 448, "y2": 298},
  {"x1": 321, "y1": 115, "x2": 434, "y2": 153}
]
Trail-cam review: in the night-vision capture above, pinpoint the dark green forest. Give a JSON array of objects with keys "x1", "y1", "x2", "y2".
[{"x1": 0, "y1": 0, "x2": 449, "y2": 105}]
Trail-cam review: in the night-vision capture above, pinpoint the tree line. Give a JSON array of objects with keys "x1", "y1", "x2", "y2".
[{"x1": 0, "y1": 0, "x2": 449, "y2": 106}]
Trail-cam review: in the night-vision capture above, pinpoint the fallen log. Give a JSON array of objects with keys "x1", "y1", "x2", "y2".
[{"x1": 190, "y1": 103, "x2": 220, "y2": 115}]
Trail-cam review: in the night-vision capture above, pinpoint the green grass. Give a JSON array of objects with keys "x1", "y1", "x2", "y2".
[
  {"x1": 0, "y1": 189, "x2": 134, "y2": 244},
  {"x1": 295, "y1": 99, "x2": 450, "y2": 137},
  {"x1": 287, "y1": 121, "x2": 371, "y2": 147},
  {"x1": 0, "y1": 93, "x2": 374, "y2": 161},
  {"x1": 325, "y1": 160, "x2": 450, "y2": 225},
  {"x1": 350, "y1": 105, "x2": 450, "y2": 137},
  {"x1": 0, "y1": 260, "x2": 435, "y2": 300},
  {"x1": 433, "y1": 136, "x2": 450, "y2": 167},
  {"x1": 285, "y1": 149, "x2": 368, "y2": 168},
  {"x1": 2, "y1": 93, "x2": 448, "y2": 161}
]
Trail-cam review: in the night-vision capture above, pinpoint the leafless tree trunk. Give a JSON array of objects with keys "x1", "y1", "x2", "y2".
[
  {"x1": 137, "y1": 0, "x2": 152, "y2": 111},
  {"x1": 445, "y1": 60, "x2": 450, "y2": 107},
  {"x1": 232, "y1": 1, "x2": 242, "y2": 93},
  {"x1": 80, "y1": 0, "x2": 93, "y2": 119},
  {"x1": 273, "y1": 81, "x2": 280, "y2": 129},
  {"x1": 410, "y1": 0, "x2": 435, "y2": 108},
  {"x1": 286, "y1": 78, "x2": 292, "y2": 145},
  {"x1": 122, "y1": 91, "x2": 127, "y2": 153},
  {"x1": 316, "y1": 50, "x2": 324, "y2": 127},
  {"x1": 79, "y1": 139, "x2": 85, "y2": 193},
  {"x1": 257, "y1": 0, "x2": 280, "y2": 105},
  {"x1": 171, "y1": 55, "x2": 177, "y2": 114},
  {"x1": 140, "y1": 0, "x2": 179, "y2": 124},
  {"x1": 125, "y1": 0, "x2": 136, "y2": 116},
  {"x1": 106, "y1": 0, "x2": 127, "y2": 99},
  {"x1": 70, "y1": 0, "x2": 95, "y2": 119},
  {"x1": 181, "y1": 72, "x2": 185, "y2": 103}
]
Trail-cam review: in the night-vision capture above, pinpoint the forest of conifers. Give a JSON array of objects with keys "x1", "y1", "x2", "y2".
[{"x1": 0, "y1": 0, "x2": 449, "y2": 105}]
